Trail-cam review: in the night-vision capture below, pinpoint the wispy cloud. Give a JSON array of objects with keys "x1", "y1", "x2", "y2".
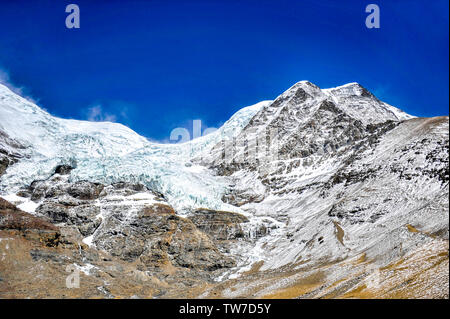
[
  {"x1": 81, "y1": 101, "x2": 135, "y2": 125},
  {"x1": 0, "y1": 68, "x2": 39, "y2": 104},
  {"x1": 83, "y1": 104, "x2": 118, "y2": 122}
]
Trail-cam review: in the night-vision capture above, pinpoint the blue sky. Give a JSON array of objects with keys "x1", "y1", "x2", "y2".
[{"x1": 0, "y1": 0, "x2": 448, "y2": 141}]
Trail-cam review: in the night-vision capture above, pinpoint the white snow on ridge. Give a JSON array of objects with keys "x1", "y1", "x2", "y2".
[
  {"x1": 0, "y1": 80, "x2": 415, "y2": 214},
  {"x1": 322, "y1": 82, "x2": 414, "y2": 123},
  {"x1": 0, "y1": 83, "x2": 269, "y2": 213}
]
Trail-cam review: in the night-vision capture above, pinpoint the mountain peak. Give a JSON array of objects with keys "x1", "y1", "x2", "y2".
[
  {"x1": 323, "y1": 82, "x2": 373, "y2": 98},
  {"x1": 288, "y1": 80, "x2": 321, "y2": 92},
  {"x1": 321, "y1": 82, "x2": 414, "y2": 123},
  {"x1": 273, "y1": 80, "x2": 322, "y2": 105}
]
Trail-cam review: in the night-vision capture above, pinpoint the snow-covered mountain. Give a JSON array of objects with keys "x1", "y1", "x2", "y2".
[
  {"x1": 0, "y1": 82, "x2": 270, "y2": 213},
  {"x1": 0, "y1": 81, "x2": 448, "y2": 298}
]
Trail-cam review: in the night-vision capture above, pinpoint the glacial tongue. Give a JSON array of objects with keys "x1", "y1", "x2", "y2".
[{"x1": 0, "y1": 83, "x2": 266, "y2": 213}]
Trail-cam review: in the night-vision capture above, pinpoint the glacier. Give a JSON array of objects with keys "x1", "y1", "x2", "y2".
[{"x1": 0, "y1": 82, "x2": 271, "y2": 213}]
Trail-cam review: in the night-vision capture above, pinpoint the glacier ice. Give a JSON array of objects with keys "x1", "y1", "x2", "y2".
[{"x1": 0, "y1": 82, "x2": 270, "y2": 213}]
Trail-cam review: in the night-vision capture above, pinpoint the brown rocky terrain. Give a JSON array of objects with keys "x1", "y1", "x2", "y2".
[
  {"x1": 0, "y1": 162, "x2": 258, "y2": 299},
  {"x1": 0, "y1": 196, "x2": 245, "y2": 298}
]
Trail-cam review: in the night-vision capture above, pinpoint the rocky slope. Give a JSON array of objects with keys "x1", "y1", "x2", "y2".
[{"x1": 0, "y1": 81, "x2": 448, "y2": 298}]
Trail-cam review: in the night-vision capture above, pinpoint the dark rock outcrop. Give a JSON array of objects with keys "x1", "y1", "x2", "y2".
[
  {"x1": 96, "y1": 205, "x2": 236, "y2": 271},
  {"x1": 0, "y1": 129, "x2": 25, "y2": 177},
  {"x1": 0, "y1": 198, "x2": 60, "y2": 247},
  {"x1": 188, "y1": 208, "x2": 249, "y2": 241}
]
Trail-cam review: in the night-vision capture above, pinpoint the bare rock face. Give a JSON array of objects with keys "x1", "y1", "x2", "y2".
[
  {"x1": 0, "y1": 129, "x2": 25, "y2": 177},
  {"x1": 0, "y1": 183, "x2": 238, "y2": 298},
  {"x1": 95, "y1": 204, "x2": 235, "y2": 271},
  {"x1": 67, "y1": 181, "x2": 105, "y2": 200},
  {"x1": 188, "y1": 208, "x2": 249, "y2": 241},
  {"x1": 12, "y1": 170, "x2": 237, "y2": 276},
  {"x1": 0, "y1": 199, "x2": 221, "y2": 298},
  {"x1": 0, "y1": 198, "x2": 60, "y2": 247}
]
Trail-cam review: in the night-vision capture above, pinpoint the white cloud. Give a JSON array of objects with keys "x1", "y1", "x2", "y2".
[
  {"x1": 84, "y1": 105, "x2": 118, "y2": 122},
  {"x1": 0, "y1": 69, "x2": 9, "y2": 84},
  {"x1": 82, "y1": 100, "x2": 136, "y2": 125},
  {"x1": 0, "y1": 68, "x2": 39, "y2": 104}
]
